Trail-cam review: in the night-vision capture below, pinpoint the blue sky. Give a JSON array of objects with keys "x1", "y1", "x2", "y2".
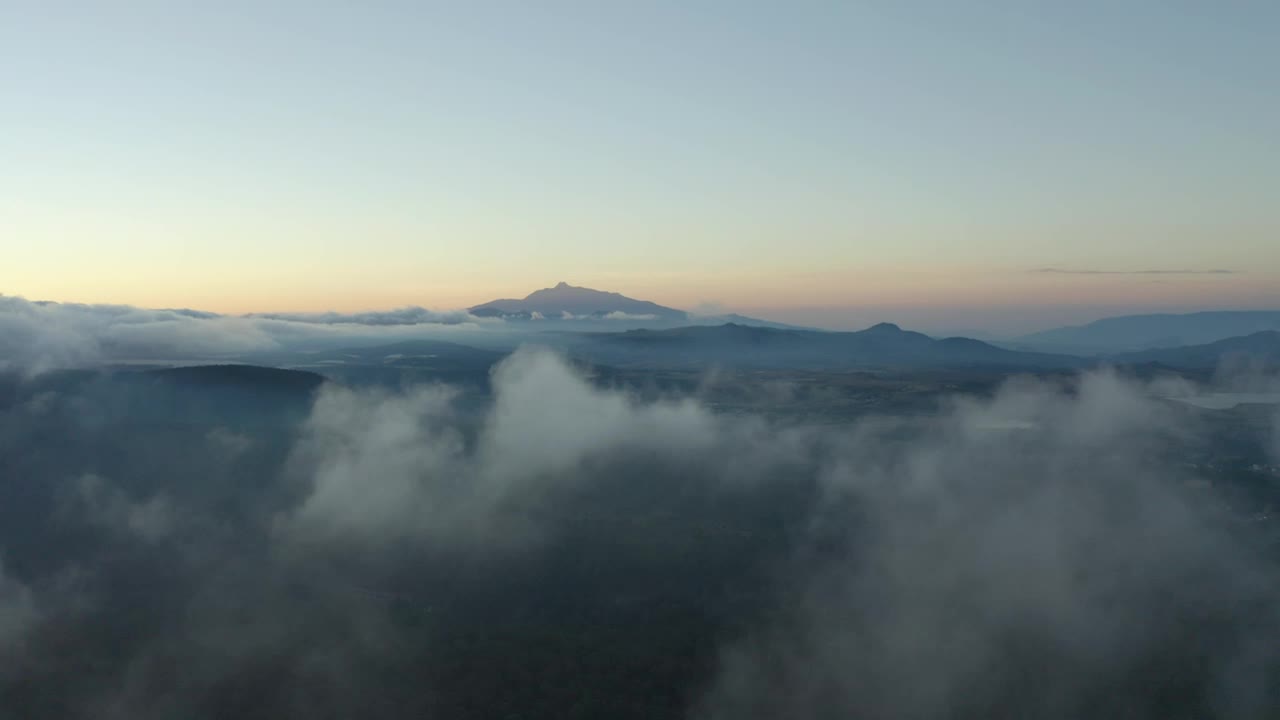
[{"x1": 3, "y1": 1, "x2": 1277, "y2": 331}]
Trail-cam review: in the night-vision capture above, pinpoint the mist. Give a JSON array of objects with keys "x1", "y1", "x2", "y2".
[
  {"x1": 697, "y1": 372, "x2": 1280, "y2": 719},
  {"x1": 0, "y1": 345, "x2": 1276, "y2": 718},
  {"x1": 0, "y1": 295, "x2": 501, "y2": 374}
]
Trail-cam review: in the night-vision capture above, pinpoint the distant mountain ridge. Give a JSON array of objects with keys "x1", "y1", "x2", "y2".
[
  {"x1": 1110, "y1": 331, "x2": 1280, "y2": 369},
  {"x1": 573, "y1": 322, "x2": 1084, "y2": 369},
  {"x1": 1015, "y1": 311, "x2": 1280, "y2": 353}
]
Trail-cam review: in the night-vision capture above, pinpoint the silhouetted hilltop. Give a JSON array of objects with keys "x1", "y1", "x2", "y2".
[{"x1": 470, "y1": 282, "x2": 688, "y2": 321}]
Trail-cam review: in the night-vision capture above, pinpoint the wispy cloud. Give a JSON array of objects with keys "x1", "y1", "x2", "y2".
[
  {"x1": 0, "y1": 295, "x2": 499, "y2": 374},
  {"x1": 1032, "y1": 268, "x2": 1238, "y2": 275}
]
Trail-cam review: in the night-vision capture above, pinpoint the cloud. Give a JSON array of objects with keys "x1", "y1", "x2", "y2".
[
  {"x1": 1, "y1": 341, "x2": 1277, "y2": 717},
  {"x1": 526, "y1": 311, "x2": 659, "y2": 321},
  {"x1": 695, "y1": 370, "x2": 1280, "y2": 719},
  {"x1": 0, "y1": 296, "x2": 280, "y2": 373},
  {"x1": 0, "y1": 295, "x2": 502, "y2": 374},
  {"x1": 72, "y1": 474, "x2": 176, "y2": 543},
  {"x1": 279, "y1": 356, "x2": 1280, "y2": 717},
  {"x1": 1032, "y1": 267, "x2": 1239, "y2": 275},
  {"x1": 281, "y1": 382, "x2": 469, "y2": 544},
  {"x1": 205, "y1": 427, "x2": 254, "y2": 458},
  {"x1": 247, "y1": 307, "x2": 485, "y2": 326},
  {"x1": 476, "y1": 348, "x2": 718, "y2": 486},
  {"x1": 280, "y1": 348, "x2": 723, "y2": 547}
]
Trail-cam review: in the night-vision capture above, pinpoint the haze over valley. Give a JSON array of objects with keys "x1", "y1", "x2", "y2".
[
  {"x1": 4, "y1": 2, "x2": 1280, "y2": 718},
  {"x1": 4, "y1": 281, "x2": 1280, "y2": 718}
]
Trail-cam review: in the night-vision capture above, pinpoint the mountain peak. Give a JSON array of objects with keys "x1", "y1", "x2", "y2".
[
  {"x1": 470, "y1": 283, "x2": 687, "y2": 321},
  {"x1": 866, "y1": 322, "x2": 903, "y2": 333}
]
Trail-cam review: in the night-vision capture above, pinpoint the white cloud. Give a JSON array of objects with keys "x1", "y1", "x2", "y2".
[
  {"x1": 280, "y1": 348, "x2": 721, "y2": 546},
  {"x1": 2, "y1": 337, "x2": 1277, "y2": 715},
  {"x1": 0, "y1": 295, "x2": 502, "y2": 374},
  {"x1": 696, "y1": 369, "x2": 1280, "y2": 719}
]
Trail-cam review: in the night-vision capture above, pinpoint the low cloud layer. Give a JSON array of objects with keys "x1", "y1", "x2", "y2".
[
  {"x1": 281, "y1": 355, "x2": 1280, "y2": 717},
  {"x1": 0, "y1": 346, "x2": 1277, "y2": 717},
  {"x1": 247, "y1": 307, "x2": 481, "y2": 326},
  {"x1": 697, "y1": 372, "x2": 1280, "y2": 718},
  {"x1": 282, "y1": 349, "x2": 737, "y2": 548},
  {"x1": 0, "y1": 296, "x2": 497, "y2": 374}
]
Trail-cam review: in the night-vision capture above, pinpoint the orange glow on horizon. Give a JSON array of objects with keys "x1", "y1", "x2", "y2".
[{"x1": 7, "y1": 266, "x2": 1276, "y2": 320}]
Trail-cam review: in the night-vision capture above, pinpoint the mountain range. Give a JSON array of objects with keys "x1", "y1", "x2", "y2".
[
  {"x1": 474, "y1": 287, "x2": 1280, "y2": 358},
  {"x1": 570, "y1": 322, "x2": 1085, "y2": 370},
  {"x1": 1109, "y1": 330, "x2": 1280, "y2": 369},
  {"x1": 465, "y1": 286, "x2": 1280, "y2": 370},
  {"x1": 1012, "y1": 311, "x2": 1280, "y2": 354},
  {"x1": 276, "y1": 285, "x2": 1280, "y2": 372}
]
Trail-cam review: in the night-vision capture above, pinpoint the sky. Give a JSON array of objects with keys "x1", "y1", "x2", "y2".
[{"x1": 3, "y1": 1, "x2": 1277, "y2": 333}]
